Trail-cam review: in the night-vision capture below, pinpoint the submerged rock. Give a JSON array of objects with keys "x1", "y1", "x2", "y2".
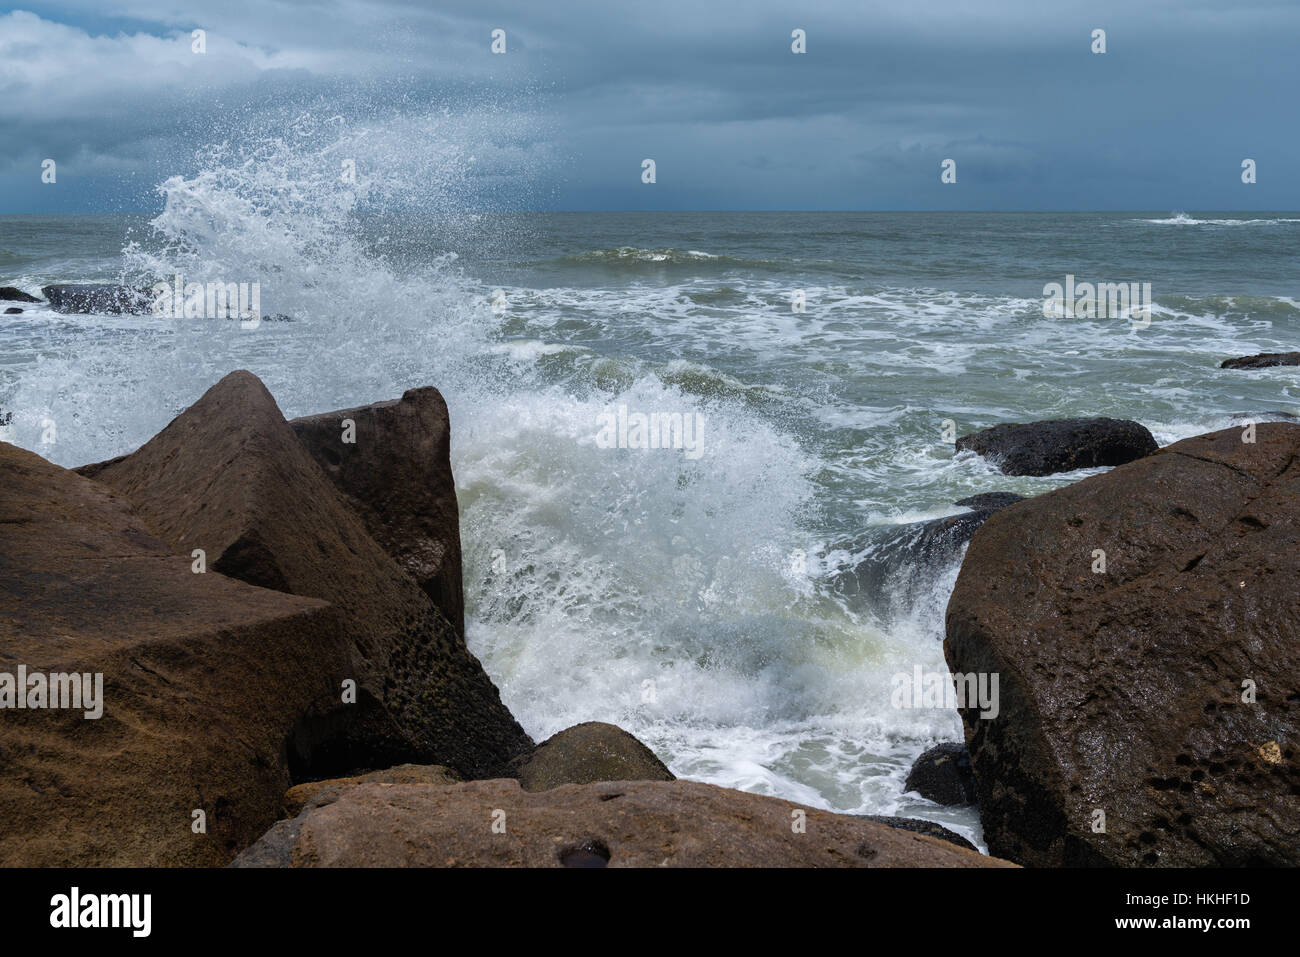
[
  {"x1": 956, "y1": 417, "x2": 1157, "y2": 476},
  {"x1": 41, "y1": 284, "x2": 150, "y2": 315},
  {"x1": 947, "y1": 423, "x2": 1300, "y2": 866},
  {"x1": 834, "y1": 509, "x2": 1001, "y2": 617},
  {"x1": 904, "y1": 743, "x2": 977, "y2": 806},
  {"x1": 1221, "y1": 351, "x2": 1300, "y2": 370},
  {"x1": 78, "y1": 371, "x2": 532, "y2": 780},
  {"x1": 231, "y1": 779, "x2": 1015, "y2": 867},
  {"x1": 0, "y1": 441, "x2": 353, "y2": 866},
  {"x1": 0, "y1": 286, "x2": 41, "y2": 302},
  {"x1": 290, "y1": 387, "x2": 465, "y2": 635},
  {"x1": 3, "y1": 307, "x2": 21, "y2": 314},
  {"x1": 835, "y1": 492, "x2": 1030, "y2": 617},
  {"x1": 508, "y1": 722, "x2": 675, "y2": 791}
]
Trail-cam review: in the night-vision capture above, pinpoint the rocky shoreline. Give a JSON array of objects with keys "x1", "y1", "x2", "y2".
[
  {"x1": 1, "y1": 369, "x2": 1005, "y2": 868},
  {"x1": 2, "y1": 289, "x2": 1296, "y2": 865},
  {"x1": 820, "y1": 410, "x2": 1298, "y2": 866}
]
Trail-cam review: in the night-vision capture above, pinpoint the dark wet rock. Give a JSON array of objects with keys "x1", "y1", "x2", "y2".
[
  {"x1": 858, "y1": 815, "x2": 977, "y2": 852},
  {"x1": 290, "y1": 387, "x2": 465, "y2": 635},
  {"x1": 231, "y1": 779, "x2": 1014, "y2": 868},
  {"x1": 833, "y1": 510, "x2": 997, "y2": 617},
  {"x1": 508, "y1": 722, "x2": 675, "y2": 791},
  {"x1": 956, "y1": 417, "x2": 1157, "y2": 476},
  {"x1": 73, "y1": 452, "x2": 127, "y2": 478},
  {"x1": 4, "y1": 307, "x2": 23, "y2": 314},
  {"x1": 836, "y1": 493, "x2": 1029, "y2": 614},
  {"x1": 77, "y1": 371, "x2": 532, "y2": 780},
  {"x1": 228, "y1": 818, "x2": 306, "y2": 869},
  {"x1": 904, "y1": 743, "x2": 977, "y2": 806},
  {"x1": 946, "y1": 423, "x2": 1300, "y2": 866},
  {"x1": 954, "y1": 492, "x2": 1026, "y2": 510},
  {"x1": 41, "y1": 284, "x2": 151, "y2": 315},
  {"x1": 1221, "y1": 351, "x2": 1300, "y2": 370},
  {"x1": 0, "y1": 286, "x2": 41, "y2": 302}
]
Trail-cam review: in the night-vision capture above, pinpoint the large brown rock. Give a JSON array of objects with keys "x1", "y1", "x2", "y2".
[
  {"x1": 289, "y1": 387, "x2": 464, "y2": 635},
  {"x1": 231, "y1": 779, "x2": 1014, "y2": 867},
  {"x1": 946, "y1": 423, "x2": 1300, "y2": 866},
  {"x1": 283, "y1": 764, "x2": 461, "y2": 817},
  {"x1": 79, "y1": 371, "x2": 531, "y2": 780},
  {"x1": 508, "y1": 722, "x2": 675, "y2": 791},
  {"x1": 0, "y1": 442, "x2": 356, "y2": 866}
]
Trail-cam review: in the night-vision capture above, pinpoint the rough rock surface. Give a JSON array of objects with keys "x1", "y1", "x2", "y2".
[
  {"x1": 1221, "y1": 351, "x2": 1300, "y2": 370},
  {"x1": 283, "y1": 765, "x2": 461, "y2": 817},
  {"x1": 0, "y1": 286, "x2": 41, "y2": 302},
  {"x1": 858, "y1": 815, "x2": 977, "y2": 852},
  {"x1": 290, "y1": 387, "x2": 464, "y2": 635},
  {"x1": 954, "y1": 492, "x2": 1027, "y2": 510},
  {"x1": 946, "y1": 423, "x2": 1300, "y2": 866},
  {"x1": 79, "y1": 371, "x2": 531, "y2": 779},
  {"x1": 956, "y1": 417, "x2": 1157, "y2": 476},
  {"x1": 231, "y1": 780, "x2": 1014, "y2": 867},
  {"x1": 0, "y1": 442, "x2": 357, "y2": 866},
  {"x1": 509, "y1": 722, "x2": 675, "y2": 791},
  {"x1": 904, "y1": 743, "x2": 977, "y2": 806},
  {"x1": 41, "y1": 284, "x2": 150, "y2": 314}
]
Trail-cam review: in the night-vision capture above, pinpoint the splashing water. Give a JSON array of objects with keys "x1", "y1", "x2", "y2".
[{"x1": 38, "y1": 127, "x2": 1300, "y2": 849}]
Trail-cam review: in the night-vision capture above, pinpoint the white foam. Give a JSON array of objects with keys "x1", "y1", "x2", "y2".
[
  {"x1": 14, "y1": 137, "x2": 1298, "y2": 848},
  {"x1": 1137, "y1": 212, "x2": 1300, "y2": 226}
]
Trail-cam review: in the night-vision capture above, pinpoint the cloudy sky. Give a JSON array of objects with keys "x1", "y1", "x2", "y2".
[{"x1": 1, "y1": 0, "x2": 1297, "y2": 212}]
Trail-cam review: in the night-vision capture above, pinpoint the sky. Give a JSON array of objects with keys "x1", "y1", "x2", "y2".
[{"x1": 1, "y1": 0, "x2": 1298, "y2": 212}]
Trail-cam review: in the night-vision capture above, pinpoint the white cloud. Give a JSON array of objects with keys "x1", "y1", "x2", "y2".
[{"x1": 0, "y1": 10, "x2": 384, "y2": 123}]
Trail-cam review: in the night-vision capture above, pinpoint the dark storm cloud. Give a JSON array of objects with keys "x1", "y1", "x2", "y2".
[{"x1": 1, "y1": 0, "x2": 1297, "y2": 211}]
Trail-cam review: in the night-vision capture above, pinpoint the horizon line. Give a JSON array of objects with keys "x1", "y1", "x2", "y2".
[{"x1": 4, "y1": 208, "x2": 1299, "y2": 216}]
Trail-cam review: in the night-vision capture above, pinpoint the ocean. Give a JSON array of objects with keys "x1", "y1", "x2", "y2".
[{"x1": 3, "y1": 196, "x2": 1298, "y2": 849}]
